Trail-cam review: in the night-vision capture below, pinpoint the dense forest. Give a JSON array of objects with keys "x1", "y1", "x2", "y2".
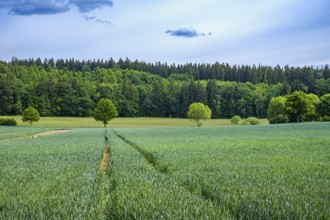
[{"x1": 1, "y1": 57, "x2": 329, "y2": 118}]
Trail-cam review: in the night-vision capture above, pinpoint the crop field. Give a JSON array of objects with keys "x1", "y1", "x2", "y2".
[
  {"x1": 0, "y1": 122, "x2": 329, "y2": 219},
  {"x1": 0, "y1": 128, "x2": 105, "y2": 219},
  {"x1": 0, "y1": 127, "x2": 49, "y2": 141}
]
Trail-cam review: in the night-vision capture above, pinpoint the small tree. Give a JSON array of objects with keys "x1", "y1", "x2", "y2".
[
  {"x1": 93, "y1": 98, "x2": 118, "y2": 128},
  {"x1": 22, "y1": 107, "x2": 40, "y2": 126},
  {"x1": 230, "y1": 115, "x2": 241, "y2": 125},
  {"x1": 187, "y1": 102, "x2": 211, "y2": 127}
]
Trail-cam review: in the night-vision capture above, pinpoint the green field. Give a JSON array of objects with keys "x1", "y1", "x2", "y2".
[
  {"x1": 0, "y1": 126, "x2": 49, "y2": 141},
  {"x1": 1, "y1": 116, "x2": 269, "y2": 128},
  {"x1": 0, "y1": 122, "x2": 329, "y2": 219}
]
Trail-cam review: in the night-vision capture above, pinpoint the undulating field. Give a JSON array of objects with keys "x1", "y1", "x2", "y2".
[
  {"x1": 1, "y1": 115, "x2": 269, "y2": 127},
  {"x1": 0, "y1": 122, "x2": 329, "y2": 219}
]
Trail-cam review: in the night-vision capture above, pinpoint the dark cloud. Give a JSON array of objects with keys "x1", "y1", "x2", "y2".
[
  {"x1": 6, "y1": 0, "x2": 70, "y2": 15},
  {"x1": 71, "y1": 0, "x2": 113, "y2": 13},
  {"x1": 166, "y1": 28, "x2": 211, "y2": 38},
  {"x1": 0, "y1": 0, "x2": 113, "y2": 16}
]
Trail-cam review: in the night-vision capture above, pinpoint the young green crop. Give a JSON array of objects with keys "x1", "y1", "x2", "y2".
[
  {"x1": 1, "y1": 122, "x2": 329, "y2": 219},
  {"x1": 114, "y1": 122, "x2": 330, "y2": 219},
  {"x1": 0, "y1": 127, "x2": 48, "y2": 141},
  {"x1": 105, "y1": 130, "x2": 229, "y2": 219},
  {"x1": 0, "y1": 128, "x2": 105, "y2": 219}
]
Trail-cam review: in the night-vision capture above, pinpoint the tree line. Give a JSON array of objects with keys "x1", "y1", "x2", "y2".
[{"x1": 1, "y1": 58, "x2": 329, "y2": 119}]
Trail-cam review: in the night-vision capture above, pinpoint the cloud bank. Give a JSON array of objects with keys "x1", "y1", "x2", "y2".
[
  {"x1": 0, "y1": 0, "x2": 113, "y2": 15},
  {"x1": 166, "y1": 28, "x2": 211, "y2": 38}
]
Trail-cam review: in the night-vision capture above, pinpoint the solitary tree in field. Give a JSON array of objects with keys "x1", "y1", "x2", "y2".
[
  {"x1": 187, "y1": 102, "x2": 211, "y2": 127},
  {"x1": 22, "y1": 107, "x2": 40, "y2": 126},
  {"x1": 93, "y1": 98, "x2": 118, "y2": 128}
]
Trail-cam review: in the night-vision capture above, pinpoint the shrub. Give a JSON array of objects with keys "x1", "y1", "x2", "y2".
[
  {"x1": 242, "y1": 121, "x2": 251, "y2": 125},
  {"x1": 0, "y1": 118, "x2": 17, "y2": 126},
  {"x1": 230, "y1": 115, "x2": 241, "y2": 125},
  {"x1": 243, "y1": 117, "x2": 259, "y2": 125},
  {"x1": 269, "y1": 114, "x2": 289, "y2": 124},
  {"x1": 321, "y1": 116, "x2": 330, "y2": 121}
]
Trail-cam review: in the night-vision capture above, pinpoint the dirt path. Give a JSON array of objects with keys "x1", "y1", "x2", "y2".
[
  {"x1": 0, "y1": 130, "x2": 70, "y2": 143},
  {"x1": 31, "y1": 130, "x2": 69, "y2": 138}
]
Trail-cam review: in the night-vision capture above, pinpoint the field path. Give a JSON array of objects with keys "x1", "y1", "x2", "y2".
[
  {"x1": 0, "y1": 129, "x2": 70, "y2": 142},
  {"x1": 31, "y1": 130, "x2": 69, "y2": 138}
]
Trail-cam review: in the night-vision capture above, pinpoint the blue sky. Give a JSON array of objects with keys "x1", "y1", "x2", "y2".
[{"x1": 0, "y1": 0, "x2": 329, "y2": 66}]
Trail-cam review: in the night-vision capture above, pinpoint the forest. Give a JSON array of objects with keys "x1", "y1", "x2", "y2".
[{"x1": 0, "y1": 57, "x2": 329, "y2": 119}]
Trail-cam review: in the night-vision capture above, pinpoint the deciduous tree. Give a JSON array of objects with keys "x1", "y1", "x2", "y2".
[
  {"x1": 267, "y1": 96, "x2": 288, "y2": 123},
  {"x1": 93, "y1": 98, "x2": 118, "y2": 128},
  {"x1": 286, "y1": 91, "x2": 315, "y2": 122},
  {"x1": 317, "y1": 94, "x2": 330, "y2": 117},
  {"x1": 187, "y1": 102, "x2": 211, "y2": 127},
  {"x1": 22, "y1": 107, "x2": 40, "y2": 126}
]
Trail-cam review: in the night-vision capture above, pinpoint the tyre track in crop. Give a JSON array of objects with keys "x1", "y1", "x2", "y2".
[
  {"x1": 112, "y1": 129, "x2": 237, "y2": 214},
  {"x1": 97, "y1": 129, "x2": 116, "y2": 219},
  {"x1": 112, "y1": 129, "x2": 170, "y2": 174},
  {"x1": 99, "y1": 130, "x2": 111, "y2": 174}
]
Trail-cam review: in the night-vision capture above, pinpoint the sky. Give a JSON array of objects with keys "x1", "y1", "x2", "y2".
[{"x1": 0, "y1": 0, "x2": 330, "y2": 67}]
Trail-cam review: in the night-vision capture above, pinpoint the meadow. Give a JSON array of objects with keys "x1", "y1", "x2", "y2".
[
  {"x1": 1, "y1": 115, "x2": 269, "y2": 128},
  {"x1": 0, "y1": 121, "x2": 329, "y2": 219}
]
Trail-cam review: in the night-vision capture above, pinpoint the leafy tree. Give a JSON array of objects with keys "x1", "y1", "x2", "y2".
[
  {"x1": 317, "y1": 94, "x2": 330, "y2": 117},
  {"x1": 254, "y1": 83, "x2": 269, "y2": 117},
  {"x1": 22, "y1": 107, "x2": 40, "y2": 126},
  {"x1": 120, "y1": 79, "x2": 139, "y2": 117},
  {"x1": 305, "y1": 93, "x2": 320, "y2": 121},
  {"x1": 267, "y1": 96, "x2": 288, "y2": 123},
  {"x1": 286, "y1": 91, "x2": 315, "y2": 122},
  {"x1": 187, "y1": 102, "x2": 211, "y2": 127},
  {"x1": 93, "y1": 98, "x2": 118, "y2": 128},
  {"x1": 151, "y1": 79, "x2": 168, "y2": 117},
  {"x1": 230, "y1": 115, "x2": 241, "y2": 125},
  {"x1": 315, "y1": 79, "x2": 330, "y2": 97}
]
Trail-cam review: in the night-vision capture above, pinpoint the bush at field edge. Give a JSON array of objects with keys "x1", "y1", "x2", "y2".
[
  {"x1": 0, "y1": 118, "x2": 17, "y2": 126},
  {"x1": 243, "y1": 117, "x2": 259, "y2": 125}
]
